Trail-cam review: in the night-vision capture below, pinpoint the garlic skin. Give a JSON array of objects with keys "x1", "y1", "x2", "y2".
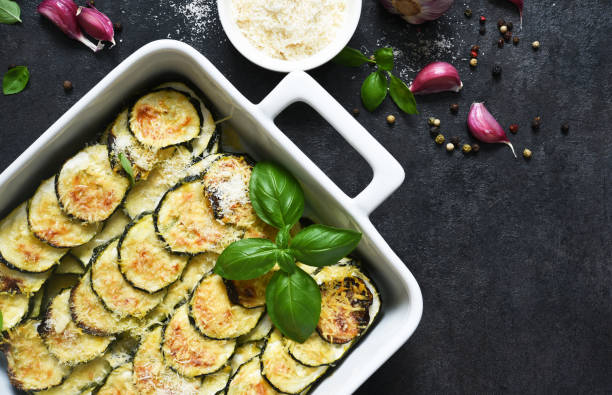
[
  {"x1": 76, "y1": 6, "x2": 115, "y2": 47},
  {"x1": 379, "y1": 0, "x2": 454, "y2": 24},
  {"x1": 467, "y1": 102, "x2": 516, "y2": 157},
  {"x1": 37, "y1": 0, "x2": 100, "y2": 52},
  {"x1": 409, "y1": 62, "x2": 463, "y2": 94}
]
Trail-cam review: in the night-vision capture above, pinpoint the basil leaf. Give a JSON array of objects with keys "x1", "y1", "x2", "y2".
[
  {"x1": 0, "y1": 0, "x2": 21, "y2": 24},
  {"x1": 290, "y1": 224, "x2": 362, "y2": 267},
  {"x1": 275, "y1": 225, "x2": 291, "y2": 249},
  {"x1": 249, "y1": 161, "x2": 304, "y2": 229},
  {"x1": 118, "y1": 152, "x2": 135, "y2": 185},
  {"x1": 361, "y1": 70, "x2": 387, "y2": 112},
  {"x1": 275, "y1": 249, "x2": 296, "y2": 274},
  {"x1": 266, "y1": 268, "x2": 321, "y2": 343},
  {"x1": 332, "y1": 47, "x2": 373, "y2": 67},
  {"x1": 374, "y1": 47, "x2": 394, "y2": 71},
  {"x1": 3, "y1": 66, "x2": 29, "y2": 95},
  {"x1": 389, "y1": 73, "x2": 418, "y2": 114},
  {"x1": 215, "y1": 238, "x2": 279, "y2": 280}
]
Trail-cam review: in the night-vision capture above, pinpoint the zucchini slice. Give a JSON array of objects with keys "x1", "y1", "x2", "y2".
[
  {"x1": 0, "y1": 292, "x2": 30, "y2": 330},
  {"x1": 129, "y1": 88, "x2": 201, "y2": 149},
  {"x1": 96, "y1": 362, "x2": 137, "y2": 395},
  {"x1": 107, "y1": 109, "x2": 163, "y2": 181},
  {"x1": 145, "y1": 252, "x2": 217, "y2": 325},
  {"x1": 0, "y1": 203, "x2": 67, "y2": 273},
  {"x1": 155, "y1": 177, "x2": 243, "y2": 255},
  {"x1": 105, "y1": 333, "x2": 139, "y2": 368},
  {"x1": 230, "y1": 342, "x2": 262, "y2": 374},
  {"x1": 40, "y1": 289, "x2": 113, "y2": 365},
  {"x1": 28, "y1": 286, "x2": 45, "y2": 318},
  {"x1": 0, "y1": 259, "x2": 51, "y2": 294},
  {"x1": 55, "y1": 254, "x2": 85, "y2": 274},
  {"x1": 35, "y1": 356, "x2": 112, "y2": 395},
  {"x1": 243, "y1": 217, "x2": 278, "y2": 241},
  {"x1": 42, "y1": 273, "x2": 80, "y2": 313},
  {"x1": 71, "y1": 210, "x2": 131, "y2": 265},
  {"x1": 123, "y1": 146, "x2": 193, "y2": 219},
  {"x1": 202, "y1": 155, "x2": 257, "y2": 228},
  {"x1": 226, "y1": 271, "x2": 273, "y2": 309},
  {"x1": 226, "y1": 356, "x2": 279, "y2": 395},
  {"x1": 200, "y1": 364, "x2": 232, "y2": 395},
  {"x1": 162, "y1": 304, "x2": 236, "y2": 377},
  {"x1": 154, "y1": 82, "x2": 217, "y2": 157},
  {"x1": 261, "y1": 330, "x2": 328, "y2": 394},
  {"x1": 92, "y1": 239, "x2": 164, "y2": 318},
  {"x1": 286, "y1": 332, "x2": 352, "y2": 367},
  {"x1": 189, "y1": 273, "x2": 264, "y2": 340},
  {"x1": 314, "y1": 263, "x2": 380, "y2": 344},
  {"x1": 70, "y1": 271, "x2": 138, "y2": 336},
  {"x1": 118, "y1": 213, "x2": 188, "y2": 293},
  {"x1": 238, "y1": 314, "x2": 273, "y2": 344},
  {"x1": 56, "y1": 145, "x2": 130, "y2": 222},
  {"x1": 132, "y1": 326, "x2": 202, "y2": 395},
  {"x1": 28, "y1": 177, "x2": 101, "y2": 248},
  {"x1": 2, "y1": 320, "x2": 70, "y2": 392}
]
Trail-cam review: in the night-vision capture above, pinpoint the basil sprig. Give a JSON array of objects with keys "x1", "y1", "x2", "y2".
[
  {"x1": 333, "y1": 46, "x2": 418, "y2": 114},
  {"x1": 214, "y1": 161, "x2": 362, "y2": 343},
  {"x1": 3, "y1": 66, "x2": 29, "y2": 95}
]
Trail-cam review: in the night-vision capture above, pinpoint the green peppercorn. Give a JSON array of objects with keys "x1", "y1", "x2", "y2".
[
  {"x1": 469, "y1": 58, "x2": 478, "y2": 67},
  {"x1": 435, "y1": 134, "x2": 445, "y2": 145},
  {"x1": 428, "y1": 117, "x2": 436, "y2": 126},
  {"x1": 523, "y1": 148, "x2": 532, "y2": 159},
  {"x1": 386, "y1": 114, "x2": 396, "y2": 125},
  {"x1": 464, "y1": 8, "x2": 472, "y2": 17},
  {"x1": 462, "y1": 144, "x2": 472, "y2": 154}
]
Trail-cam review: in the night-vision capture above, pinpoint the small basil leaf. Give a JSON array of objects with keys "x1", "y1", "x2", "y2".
[
  {"x1": 3, "y1": 66, "x2": 29, "y2": 95},
  {"x1": 332, "y1": 47, "x2": 373, "y2": 67},
  {"x1": 275, "y1": 225, "x2": 291, "y2": 249},
  {"x1": 361, "y1": 70, "x2": 388, "y2": 112},
  {"x1": 275, "y1": 249, "x2": 296, "y2": 274},
  {"x1": 290, "y1": 224, "x2": 362, "y2": 267},
  {"x1": 118, "y1": 152, "x2": 135, "y2": 185},
  {"x1": 0, "y1": 0, "x2": 21, "y2": 24},
  {"x1": 374, "y1": 47, "x2": 394, "y2": 71},
  {"x1": 249, "y1": 161, "x2": 304, "y2": 229},
  {"x1": 266, "y1": 268, "x2": 321, "y2": 343},
  {"x1": 389, "y1": 73, "x2": 418, "y2": 114},
  {"x1": 214, "y1": 238, "x2": 279, "y2": 280}
]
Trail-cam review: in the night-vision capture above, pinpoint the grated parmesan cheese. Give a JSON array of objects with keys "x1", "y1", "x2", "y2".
[{"x1": 231, "y1": 0, "x2": 347, "y2": 60}]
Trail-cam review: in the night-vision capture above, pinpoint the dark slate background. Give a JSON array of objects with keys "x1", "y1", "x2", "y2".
[{"x1": 1, "y1": 0, "x2": 611, "y2": 393}]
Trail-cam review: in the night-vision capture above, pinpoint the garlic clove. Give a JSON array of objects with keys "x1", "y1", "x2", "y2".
[
  {"x1": 467, "y1": 102, "x2": 516, "y2": 158},
  {"x1": 379, "y1": 0, "x2": 454, "y2": 24},
  {"x1": 76, "y1": 6, "x2": 115, "y2": 47},
  {"x1": 37, "y1": 0, "x2": 100, "y2": 52},
  {"x1": 409, "y1": 62, "x2": 463, "y2": 95}
]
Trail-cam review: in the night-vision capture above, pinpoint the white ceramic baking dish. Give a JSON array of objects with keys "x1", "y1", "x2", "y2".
[{"x1": 0, "y1": 40, "x2": 422, "y2": 394}]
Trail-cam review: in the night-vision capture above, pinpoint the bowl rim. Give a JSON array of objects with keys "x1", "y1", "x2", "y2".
[{"x1": 217, "y1": 0, "x2": 362, "y2": 72}]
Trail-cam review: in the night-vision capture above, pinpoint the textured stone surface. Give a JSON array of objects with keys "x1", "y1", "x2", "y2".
[{"x1": 1, "y1": 0, "x2": 611, "y2": 393}]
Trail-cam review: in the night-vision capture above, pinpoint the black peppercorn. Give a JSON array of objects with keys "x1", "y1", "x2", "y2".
[
  {"x1": 492, "y1": 64, "x2": 502, "y2": 77},
  {"x1": 471, "y1": 143, "x2": 480, "y2": 152},
  {"x1": 504, "y1": 31, "x2": 512, "y2": 42},
  {"x1": 498, "y1": 38, "x2": 504, "y2": 48},
  {"x1": 113, "y1": 22, "x2": 122, "y2": 32},
  {"x1": 532, "y1": 116, "x2": 542, "y2": 130},
  {"x1": 63, "y1": 80, "x2": 73, "y2": 91},
  {"x1": 479, "y1": 26, "x2": 486, "y2": 35},
  {"x1": 507, "y1": 21, "x2": 513, "y2": 31},
  {"x1": 450, "y1": 136, "x2": 460, "y2": 146},
  {"x1": 8, "y1": 63, "x2": 16, "y2": 70},
  {"x1": 464, "y1": 9, "x2": 472, "y2": 17},
  {"x1": 513, "y1": 36, "x2": 520, "y2": 45},
  {"x1": 352, "y1": 108, "x2": 360, "y2": 116},
  {"x1": 561, "y1": 123, "x2": 569, "y2": 133},
  {"x1": 497, "y1": 18, "x2": 505, "y2": 28},
  {"x1": 450, "y1": 103, "x2": 459, "y2": 114},
  {"x1": 429, "y1": 127, "x2": 440, "y2": 138}
]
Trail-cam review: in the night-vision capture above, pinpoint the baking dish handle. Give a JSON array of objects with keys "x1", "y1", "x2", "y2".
[{"x1": 257, "y1": 71, "x2": 405, "y2": 216}]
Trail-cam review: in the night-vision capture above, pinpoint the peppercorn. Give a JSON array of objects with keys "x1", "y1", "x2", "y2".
[
  {"x1": 446, "y1": 143, "x2": 455, "y2": 152},
  {"x1": 113, "y1": 22, "x2": 122, "y2": 32},
  {"x1": 561, "y1": 123, "x2": 570, "y2": 133},
  {"x1": 471, "y1": 45, "x2": 480, "y2": 53},
  {"x1": 386, "y1": 114, "x2": 396, "y2": 125},
  {"x1": 471, "y1": 143, "x2": 480, "y2": 152},
  {"x1": 8, "y1": 63, "x2": 16, "y2": 70},
  {"x1": 504, "y1": 31, "x2": 512, "y2": 42},
  {"x1": 498, "y1": 38, "x2": 504, "y2": 48},
  {"x1": 532, "y1": 116, "x2": 542, "y2": 130},
  {"x1": 429, "y1": 127, "x2": 440, "y2": 138},
  {"x1": 470, "y1": 50, "x2": 478, "y2": 58},
  {"x1": 469, "y1": 58, "x2": 478, "y2": 67},
  {"x1": 523, "y1": 148, "x2": 532, "y2": 159},
  {"x1": 435, "y1": 134, "x2": 445, "y2": 145},
  {"x1": 497, "y1": 18, "x2": 505, "y2": 28},
  {"x1": 450, "y1": 103, "x2": 459, "y2": 114},
  {"x1": 433, "y1": 118, "x2": 441, "y2": 127},
  {"x1": 509, "y1": 124, "x2": 519, "y2": 133},
  {"x1": 479, "y1": 27, "x2": 486, "y2": 35},
  {"x1": 352, "y1": 108, "x2": 360, "y2": 116},
  {"x1": 492, "y1": 64, "x2": 502, "y2": 77},
  {"x1": 464, "y1": 8, "x2": 472, "y2": 17},
  {"x1": 500, "y1": 25, "x2": 508, "y2": 34},
  {"x1": 480, "y1": 16, "x2": 486, "y2": 23},
  {"x1": 462, "y1": 144, "x2": 472, "y2": 154},
  {"x1": 513, "y1": 36, "x2": 520, "y2": 45},
  {"x1": 532, "y1": 41, "x2": 540, "y2": 50},
  {"x1": 450, "y1": 136, "x2": 460, "y2": 146},
  {"x1": 63, "y1": 80, "x2": 73, "y2": 91},
  {"x1": 507, "y1": 21, "x2": 513, "y2": 31},
  {"x1": 428, "y1": 117, "x2": 436, "y2": 126}
]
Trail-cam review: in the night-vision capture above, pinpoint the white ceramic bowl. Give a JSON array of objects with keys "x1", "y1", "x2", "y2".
[{"x1": 217, "y1": 0, "x2": 362, "y2": 72}]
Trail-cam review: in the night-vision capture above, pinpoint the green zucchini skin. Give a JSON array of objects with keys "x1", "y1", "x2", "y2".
[
  {"x1": 0, "y1": 259, "x2": 52, "y2": 294},
  {"x1": 92, "y1": 362, "x2": 137, "y2": 395},
  {"x1": 226, "y1": 356, "x2": 278, "y2": 395}
]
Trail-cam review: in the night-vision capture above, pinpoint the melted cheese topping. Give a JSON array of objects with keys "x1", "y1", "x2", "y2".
[
  {"x1": 133, "y1": 327, "x2": 202, "y2": 395},
  {"x1": 4, "y1": 320, "x2": 70, "y2": 391},
  {"x1": 189, "y1": 274, "x2": 264, "y2": 339},
  {"x1": 35, "y1": 356, "x2": 112, "y2": 395},
  {"x1": 92, "y1": 239, "x2": 164, "y2": 318},
  {"x1": 29, "y1": 177, "x2": 100, "y2": 247},
  {"x1": 238, "y1": 314, "x2": 273, "y2": 344},
  {"x1": 230, "y1": 342, "x2": 262, "y2": 374},
  {"x1": 286, "y1": 330, "x2": 351, "y2": 366},
  {"x1": 156, "y1": 179, "x2": 243, "y2": 254},
  {"x1": 200, "y1": 365, "x2": 232, "y2": 395},
  {"x1": 119, "y1": 214, "x2": 188, "y2": 293},
  {"x1": 162, "y1": 304, "x2": 236, "y2": 377},
  {"x1": 56, "y1": 145, "x2": 129, "y2": 222},
  {"x1": 97, "y1": 363, "x2": 137, "y2": 395},
  {"x1": 0, "y1": 292, "x2": 29, "y2": 330},
  {"x1": 130, "y1": 89, "x2": 201, "y2": 149},
  {"x1": 227, "y1": 356, "x2": 279, "y2": 395},
  {"x1": 41, "y1": 289, "x2": 113, "y2": 365},
  {"x1": 261, "y1": 330, "x2": 328, "y2": 394},
  {"x1": 71, "y1": 210, "x2": 131, "y2": 266},
  {"x1": 0, "y1": 259, "x2": 51, "y2": 293},
  {"x1": 0, "y1": 203, "x2": 67, "y2": 272},
  {"x1": 228, "y1": 271, "x2": 273, "y2": 308}
]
